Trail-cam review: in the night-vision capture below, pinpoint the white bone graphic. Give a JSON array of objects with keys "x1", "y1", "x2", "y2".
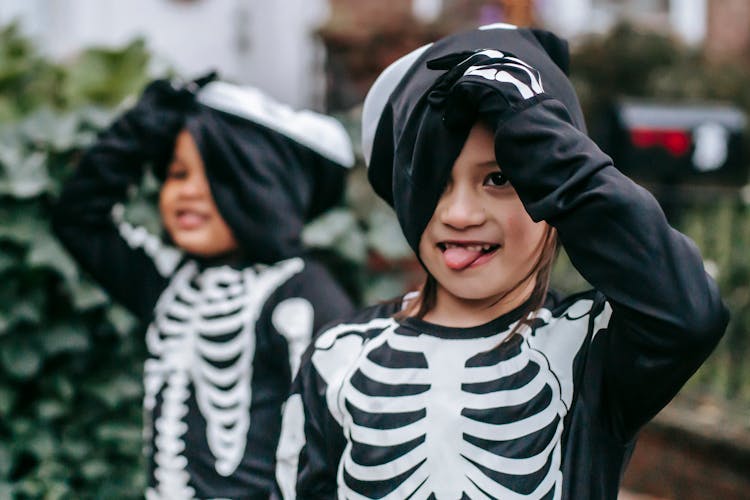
[
  {"x1": 143, "y1": 258, "x2": 304, "y2": 497},
  {"x1": 310, "y1": 311, "x2": 589, "y2": 499}
]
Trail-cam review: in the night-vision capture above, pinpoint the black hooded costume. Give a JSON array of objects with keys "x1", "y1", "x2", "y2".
[
  {"x1": 53, "y1": 79, "x2": 355, "y2": 499},
  {"x1": 281, "y1": 24, "x2": 728, "y2": 499}
]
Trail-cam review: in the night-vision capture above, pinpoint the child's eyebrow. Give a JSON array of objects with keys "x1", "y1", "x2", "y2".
[{"x1": 477, "y1": 160, "x2": 501, "y2": 170}]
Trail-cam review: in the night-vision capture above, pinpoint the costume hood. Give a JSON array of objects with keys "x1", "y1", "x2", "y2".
[
  {"x1": 361, "y1": 24, "x2": 585, "y2": 253},
  {"x1": 179, "y1": 82, "x2": 354, "y2": 264}
]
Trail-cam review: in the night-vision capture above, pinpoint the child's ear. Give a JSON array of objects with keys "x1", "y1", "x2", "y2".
[{"x1": 530, "y1": 28, "x2": 570, "y2": 76}]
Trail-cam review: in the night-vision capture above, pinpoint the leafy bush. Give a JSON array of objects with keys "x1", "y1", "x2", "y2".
[{"x1": 0, "y1": 23, "x2": 152, "y2": 498}]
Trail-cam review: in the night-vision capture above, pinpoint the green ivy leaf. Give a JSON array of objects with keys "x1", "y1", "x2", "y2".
[
  {"x1": 303, "y1": 209, "x2": 368, "y2": 263},
  {"x1": 366, "y1": 210, "x2": 411, "y2": 260},
  {"x1": 20, "y1": 108, "x2": 80, "y2": 151},
  {"x1": 69, "y1": 278, "x2": 108, "y2": 311},
  {"x1": 76, "y1": 105, "x2": 116, "y2": 130},
  {"x1": 9, "y1": 299, "x2": 42, "y2": 326},
  {"x1": 26, "y1": 429, "x2": 56, "y2": 459},
  {"x1": 333, "y1": 227, "x2": 368, "y2": 263},
  {"x1": 0, "y1": 385, "x2": 14, "y2": 416},
  {"x1": 0, "y1": 482, "x2": 13, "y2": 498},
  {"x1": 0, "y1": 443, "x2": 11, "y2": 477},
  {"x1": 80, "y1": 459, "x2": 109, "y2": 480},
  {"x1": 0, "y1": 312, "x2": 9, "y2": 336},
  {"x1": 303, "y1": 208, "x2": 357, "y2": 248},
  {"x1": 26, "y1": 233, "x2": 79, "y2": 286},
  {"x1": 0, "y1": 249, "x2": 17, "y2": 274},
  {"x1": 39, "y1": 323, "x2": 90, "y2": 355},
  {"x1": 96, "y1": 422, "x2": 142, "y2": 444},
  {"x1": 36, "y1": 398, "x2": 67, "y2": 420},
  {"x1": 51, "y1": 376, "x2": 74, "y2": 402},
  {"x1": 0, "y1": 207, "x2": 48, "y2": 245},
  {"x1": 0, "y1": 148, "x2": 49, "y2": 198},
  {"x1": 106, "y1": 304, "x2": 137, "y2": 337},
  {"x1": 0, "y1": 337, "x2": 42, "y2": 379},
  {"x1": 60, "y1": 437, "x2": 90, "y2": 461},
  {"x1": 86, "y1": 375, "x2": 142, "y2": 408},
  {"x1": 15, "y1": 477, "x2": 44, "y2": 498}
]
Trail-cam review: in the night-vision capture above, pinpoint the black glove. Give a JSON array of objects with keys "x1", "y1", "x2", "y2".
[
  {"x1": 111, "y1": 71, "x2": 218, "y2": 164},
  {"x1": 427, "y1": 49, "x2": 546, "y2": 131}
]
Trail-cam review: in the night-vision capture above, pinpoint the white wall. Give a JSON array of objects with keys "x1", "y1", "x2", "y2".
[{"x1": 0, "y1": 0, "x2": 329, "y2": 109}]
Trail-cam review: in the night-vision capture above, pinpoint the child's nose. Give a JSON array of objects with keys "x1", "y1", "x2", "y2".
[
  {"x1": 180, "y1": 175, "x2": 209, "y2": 198},
  {"x1": 438, "y1": 186, "x2": 486, "y2": 229}
]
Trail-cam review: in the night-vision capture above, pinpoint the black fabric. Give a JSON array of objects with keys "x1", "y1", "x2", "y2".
[
  {"x1": 52, "y1": 79, "x2": 355, "y2": 498},
  {"x1": 366, "y1": 26, "x2": 585, "y2": 253}
]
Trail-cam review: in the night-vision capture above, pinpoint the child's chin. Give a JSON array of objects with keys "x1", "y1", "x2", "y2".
[
  {"x1": 444, "y1": 282, "x2": 507, "y2": 302},
  {"x1": 174, "y1": 236, "x2": 218, "y2": 257}
]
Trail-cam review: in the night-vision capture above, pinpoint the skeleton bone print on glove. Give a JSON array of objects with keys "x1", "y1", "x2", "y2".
[
  {"x1": 143, "y1": 258, "x2": 306, "y2": 498},
  {"x1": 310, "y1": 299, "x2": 601, "y2": 499},
  {"x1": 461, "y1": 49, "x2": 545, "y2": 100}
]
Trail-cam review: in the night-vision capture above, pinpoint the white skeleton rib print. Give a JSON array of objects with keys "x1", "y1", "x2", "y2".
[
  {"x1": 310, "y1": 301, "x2": 598, "y2": 499},
  {"x1": 143, "y1": 257, "x2": 305, "y2": 498}
]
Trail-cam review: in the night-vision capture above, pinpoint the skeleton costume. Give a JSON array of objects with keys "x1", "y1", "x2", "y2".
[
  {"x1": 53, "y1": 79, "x2": 356, "y2": 499},
  {"x1": 280, "y1": 25, "x2": 729, "y2": 499}
]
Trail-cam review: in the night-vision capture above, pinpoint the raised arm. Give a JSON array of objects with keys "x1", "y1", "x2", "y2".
[
  {"x1": 437, "y1": 52, "x2": 729, "y2": 440},
  {"x1": 52, "y1": 80, "x2": 191, "y2": 320}
]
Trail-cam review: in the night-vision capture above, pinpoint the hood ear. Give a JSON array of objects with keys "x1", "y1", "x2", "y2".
[{"x1": 530, "y1": 28, "x2": 570, "y2": 76}]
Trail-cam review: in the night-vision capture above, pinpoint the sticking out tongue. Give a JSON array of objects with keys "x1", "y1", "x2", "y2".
[{"x1": 443, "y1": 247, "x2": 484, "y2": 270}]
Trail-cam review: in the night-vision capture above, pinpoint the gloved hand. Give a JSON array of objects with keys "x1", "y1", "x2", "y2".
[
  {"x1": 111, "y1": 71, "x2": 217, "y2": 164},
  {"x1": 426, "y1": 49, "x2": 546, "y2": 131}
]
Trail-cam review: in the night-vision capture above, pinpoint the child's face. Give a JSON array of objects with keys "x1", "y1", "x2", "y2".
[
  {"x1": 418, "y1": 122, "x2": 547, "y2": 307},
  {"x1": 159, "y1": 130, "x2": 239, "y2": 258}
]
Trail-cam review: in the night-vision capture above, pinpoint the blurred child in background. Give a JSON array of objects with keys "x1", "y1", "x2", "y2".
[{"x1": 54, "y1": 76, "x2": 355, "y2": 499}]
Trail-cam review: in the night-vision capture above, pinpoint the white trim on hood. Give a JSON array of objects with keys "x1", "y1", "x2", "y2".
[
  {"x1": 361, "y1": 43, "x2": 433, "y2": 167},
  {"x1": 197, "y1": 81, "x2": 355, "y2": 168}
]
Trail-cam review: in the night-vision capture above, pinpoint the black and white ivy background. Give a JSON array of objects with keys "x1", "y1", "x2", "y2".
[{"x1": 0, "y1": 21, "x2": 748, "y2": 498}]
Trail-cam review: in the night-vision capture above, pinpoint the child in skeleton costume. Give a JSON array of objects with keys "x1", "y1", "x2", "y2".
[
  {"x1": 278, "y1": 25, "x2": 729, "y2": 500},
  {"x1": 53, "y1": 77, "x2": 356, "y2": 499}
]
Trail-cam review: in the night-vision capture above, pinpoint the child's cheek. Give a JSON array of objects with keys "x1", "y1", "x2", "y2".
[{"x1": 502, "y1": 210, "x2": 544, "y2": 249}]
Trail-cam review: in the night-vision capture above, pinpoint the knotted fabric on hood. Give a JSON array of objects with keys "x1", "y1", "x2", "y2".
[
  {"x1": 176, "y1": 82, "x2": 354, "y2": 264},
  {"x1": 361, "y1": 24, "x2": 586, "y2": 254}
]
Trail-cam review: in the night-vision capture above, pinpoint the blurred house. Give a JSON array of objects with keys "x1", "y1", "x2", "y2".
[
  {"x1": 2, "y1": 0, "x2": 747, "y2": 110},
  {"x1": 319, "y1": 0, "x2": 750, "y2": 112},
  {"x1": 0, "y1": 0, "x2": 330, "y2": 109}
]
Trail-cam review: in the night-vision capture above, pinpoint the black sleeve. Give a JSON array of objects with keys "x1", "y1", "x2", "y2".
[
  {"x1": 52, "y1": 83, "x2": 187, "y2": 321},
  {"x1": 266, "y1": 260, "x2": 353, "y2": 499},
  {"x1": 300, "y1": 259, "x2": 356, "y2": 335},
  {"x1": 489, "y1": 97, "x2": 729, "y2": 440},
  {"x1": 293, "y1": 345, "x2": 346, "y2": 499}
]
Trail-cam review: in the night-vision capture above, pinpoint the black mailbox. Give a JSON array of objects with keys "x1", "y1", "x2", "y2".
[{"x1": 596, "y1": 100, "x2": 747, "y2": 186}]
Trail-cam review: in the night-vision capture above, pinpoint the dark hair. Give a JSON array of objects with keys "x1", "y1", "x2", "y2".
[{"x1": 397, "y1": 225, "x2": 559, "y2": 334}]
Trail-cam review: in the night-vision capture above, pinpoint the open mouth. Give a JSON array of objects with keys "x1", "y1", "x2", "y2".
[
  {"x1": 175, "y1": 210, "x2": 209, "y2": 229},
  {"x1": 437, "y1": 241, "x2": 500, "y2": 270}
]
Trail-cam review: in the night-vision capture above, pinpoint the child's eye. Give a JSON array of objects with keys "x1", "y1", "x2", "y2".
[{"x1": 484, "y1": 171, "x2": 508, "y2": 187}]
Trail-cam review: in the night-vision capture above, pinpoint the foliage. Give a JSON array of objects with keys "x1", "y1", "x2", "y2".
[{"x1": 0, "y1": 24, "x2": 151, "y2": 498}]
